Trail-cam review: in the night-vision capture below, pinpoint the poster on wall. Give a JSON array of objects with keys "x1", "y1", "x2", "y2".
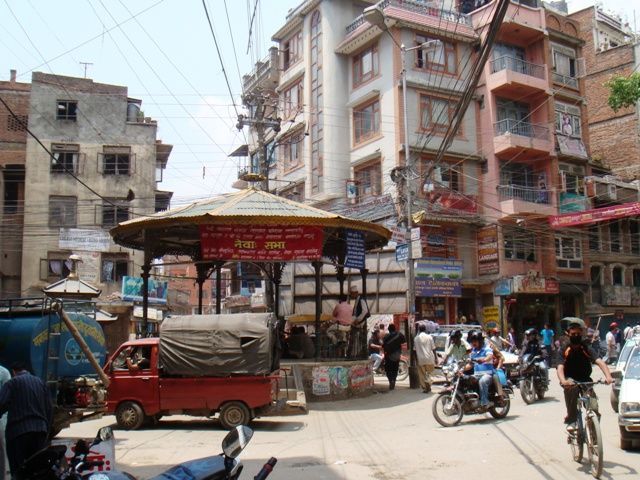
[
  {"x1": 200, "y1": 225, "x2": 323, "y2": 261},
  {"x1": 312, "y1": 366, "x2": 330, "y2": 396},
  {"x1": 344, "y1": 229, "x2": 365, "y2": 269},
  {"x1": 477, "y1": 225, "x2": 499, "y2": 275},
  {"x1": 121, "y1": 276, "x2": 168, "y2": 304},
  {"x1": 74, "y1": 251, "x2": 100, "y2": 284},
  {"x1": 415, "y1": 258, "x2": 463, "y2": 297}
]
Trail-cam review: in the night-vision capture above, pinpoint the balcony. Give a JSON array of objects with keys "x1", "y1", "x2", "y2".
[
  {"x1": 493, "y1": 119, "x2": 553, "y2": 159},
  {"x1": 471, "y1": 1, "x2": 545, "y2": 44},
  {"x1": 497, "y1": 185, "x2": 556, "y2": 216},
  {"x1": 552, "y1": 72, "x2": 579, "y2": 90},
  {"x1": 242, "y1": 47, "x2": 279, "y2": 94},
  {"x1": 488, "y1": 56, "x2": 550, "y2": 97}
]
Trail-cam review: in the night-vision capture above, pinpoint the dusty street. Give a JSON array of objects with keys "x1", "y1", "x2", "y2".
[{"x1": 64, "y1": 372, "x2": 639, "y2": 479}]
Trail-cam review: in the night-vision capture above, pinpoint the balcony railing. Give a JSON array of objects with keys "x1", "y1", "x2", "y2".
[
  {"x1": 498, "y1": 184, "x2": 551, "y2": 204},
  {"x1": 346, "y1": 0, "x2": 472, "y2": 34},
  {"x1": 494, "y1": 119, "x2": 549, "y2": 140},
  {"x1": 490, "y1": 56, "x2": 545, "y2": 79},
  {"x1": 552, "y1": 72, "x2": 578, "y2": 89}
]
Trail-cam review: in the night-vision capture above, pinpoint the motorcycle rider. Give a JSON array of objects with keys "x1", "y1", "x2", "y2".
[
  {"x1": 442, "y1": 330, "x2": 470, "y2": 364},
  {"x1": 519, "y1": 328, "x2": 549, "y2": 384},
  {"x1": 368, "y1": 328, "x2": 384, "y2": 371},
  {"x1": 557, "y1": 318, "x2": 613, "y2": 432},
  {"x1": 465, "y1": 331, "x2": 494, "y2": 409}
]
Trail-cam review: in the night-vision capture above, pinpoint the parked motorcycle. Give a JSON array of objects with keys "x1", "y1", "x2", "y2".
[
  {"x1": 374, "y1": 352, "x2": 409, "y2": 381},
  {"x1": 518, "y1": 352, "x2": 549, "y2": 404},
  {"x1": 432, "y1": 360, "x2": 513, "y2": 427},
  {"x1": 18, "y1": 425, "x2": 273, "y2": 480}
]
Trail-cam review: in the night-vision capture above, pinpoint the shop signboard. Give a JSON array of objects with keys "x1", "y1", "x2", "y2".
[
  {"x1": 344, "y1": 229, "x2": 365, "y2": 269},
  {"x1": 59, "y1": 228, "x2": 111, "y2": 252},
  {"x1": 602, "y1": 285, "x2": 631, "y2": 306},
  {"x1": 482, "y1": 305, "x2": 499, "y2": 328},
  {"x1": 512, "y1": 275, "x2": 559, "y2": 294},
  {"x1": 415, "y1": 258, "x2": 463, "y2": 297},
  {"x1": 411, "y1": 227, "x2": 422, "y2": 258},
  {"x1": 121, "y1": 276, "x2": 168, "y2": 304},
  {"x1": 559, "y1": 192, "x2": 590, "y2": 214},
  {"x1": 494, "y1": 278, "x2": 512, "y2": 296},
  {"x1": 395, "y1": 243, "x2": 408, "y2": 262},
  {"x1": 549, "y1": 201, "x2": 640, "y2": 228},
  {"x1": 477, "y1": 225, "x2": 499, "y2": 275},
  {"x1": 200, "y1": 225, "x2": 323, "y2": 261}
]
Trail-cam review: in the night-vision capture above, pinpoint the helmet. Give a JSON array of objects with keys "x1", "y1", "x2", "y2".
[
  {"x1": 451, "y1": 329, "x2": 462, "y2": 339},
  {"x1": 467, "y1": 330, "x2": 484, "y2": 344},
  {"x1": 525, "y1": 328, "x2": 538, "y2": 338}
]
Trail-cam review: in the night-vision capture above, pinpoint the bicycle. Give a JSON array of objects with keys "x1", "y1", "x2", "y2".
[{"x1": 566, "y1": 380, "x2": 604, "y2": 479}]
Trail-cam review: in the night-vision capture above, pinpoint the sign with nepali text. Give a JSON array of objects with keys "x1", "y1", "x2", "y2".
[
  {"x1": 200, "y1": 225, "x2": 323, "y2": 261},
  {"x1": 415, "y1": 258, "x2": 463, "y2": 297},
  {"x1": 344, "y1": 229, "x2": 365, "y2": 269},
  {"x1": 549, "y1": 202, "x2": 640, "y2": 228},
  {"x1": 477, "y1": 225, "x2": 499, "y2": 275}
]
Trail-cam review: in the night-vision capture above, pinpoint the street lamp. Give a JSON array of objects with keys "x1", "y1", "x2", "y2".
[{"x1": 364, "y1": 5, "x2": 440, "y2": 389}]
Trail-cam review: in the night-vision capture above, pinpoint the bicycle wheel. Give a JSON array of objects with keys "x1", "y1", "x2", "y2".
[
  {"x1": 569, "y1": 415, "x2": 584, "y2": 463},
  {"x1": 585, "y1": 414, "x2": 603, "y2": 479}
]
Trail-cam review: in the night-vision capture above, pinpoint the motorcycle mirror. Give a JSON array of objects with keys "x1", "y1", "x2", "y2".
[
  {"x1": 97, "y1": 427, "x2": 113, "y2": 443},
  {"x1": 222, "y1": 426, "x2": 254, "y2": 459}
]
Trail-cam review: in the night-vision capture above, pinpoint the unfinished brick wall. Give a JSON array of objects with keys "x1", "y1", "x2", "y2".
[{"x1": 0, "y1": 81, "x2": 30, "y2": 154}]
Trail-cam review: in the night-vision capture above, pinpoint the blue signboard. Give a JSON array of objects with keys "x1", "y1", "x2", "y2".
[
  {"x1": 344, "y1": 229, "x2": 366, "y2": 269},
  {"x1": 122, "y1": 276, "x2": 168, "y2": 304},
  {"x1": 494, "y1": 278, "x2": 512, "y2": 296},
  {"x1": 415, "y1": 258, "x2": 463, "y2": 297},
  {"x1": 395, "y1": 243, "x2": 408, "y2": 262}
]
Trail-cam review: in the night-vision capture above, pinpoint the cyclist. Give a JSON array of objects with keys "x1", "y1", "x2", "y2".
[{"x1": 557, "y1": 318, "x2": 613, "y2": 432}]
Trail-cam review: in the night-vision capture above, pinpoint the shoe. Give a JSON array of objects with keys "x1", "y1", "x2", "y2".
[{"x1": 566, "y1": 422, "x2": 577, "y2": 433}]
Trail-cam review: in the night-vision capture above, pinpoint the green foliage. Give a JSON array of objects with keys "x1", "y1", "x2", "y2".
[{"x1": 607, "y1": 73, "x2": 640, "y2": 112}]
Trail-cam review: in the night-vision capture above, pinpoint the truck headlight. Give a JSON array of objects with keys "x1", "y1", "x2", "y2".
[{"x1": 620, "y1": 402, "x2": 640, "y2": 414}]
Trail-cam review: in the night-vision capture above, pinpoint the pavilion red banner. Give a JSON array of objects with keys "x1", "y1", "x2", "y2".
[
  {"x1": 200, "y1": 225, "x2": 324, "y2": 261},
  {"x1": 549, "y1": 201, "x2": 640, "y2": 228}
]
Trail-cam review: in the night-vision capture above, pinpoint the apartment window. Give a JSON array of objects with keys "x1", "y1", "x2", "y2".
[
  {"x1": 588, "y1": 224, "x2": 601, "y2": 251},
  {"x1": 279, "y1": 182, "x2": 305, "y2": 201},
  {"x1": 555, "y1": 102, "x2": 582, "y2": 139},
  {"x1": 101, "y1": 255, "x2": 129, "y2": 283},
  {"x1": 50, "y1": 144, "x2": 80, "y2": 174},
  {"x1": 40, "y1": 255, "x2": 71, "y2": 281},
  {"x1": 420, "y1": 95, "x2": 455, "y2": 133},
  {"x1": 552, "y1": 44, "x2": 578, "y2": 79},
  {"x1": 416, "y1": 35, "x2": 456, "y2": 74},
  {"x1": 280, "y1": 132, "x2": 303, "y2": 171},
  {"x1": 609, "y1": 221, "x2": 622, "y2": 253},
  {"x1": 7, "y1": 114, "x2": 27, "y2": 131},
  {"x1": 102, "y1": 200, "x2": 130, "y2": 227},
  {"x1": 101, "y1": 146, "x2": 132, "y2": 175},
  {"x1": 49, "y1": 196, "x2": 77, "y2": 227},
  {"x1": 559, "y1": 163, "x2": 585, "y2": 194},
  {"x1": 432, "y1": 163, "x2": 460, "y2": 192},
  {"x1": 282, "y1": 30, "x2": 303, "y2": 70},
  {"x1": 633, "y1": 268, "x2": 640, "y2": 287},
  {"x1": 353, "y1": 44, "x2": 379, "y2": 87},
  {"x1": 56, "y1": 100, "x2": 77, "y2": 121},
  {"x1": 555, "y1": 236, "x2": 583, "y2": 269},
  {"x1": 496, "y1": 98, "x2": 531, "y2": 135},
  {"x1": 612, "y1": 266, "x2": 624, "y2": 286},
  {"x1": 353, "y1": 99, "x2": 380, "y2": 145},
  {"x1": 503, "y1": 229, "x2": 536, "y2": 261},
  {"x1": 354, "y1": 161, "x2": 381, "y2": 199},
  {"x1": 282, "y1": 79, "x2": 303, "y2": 119},
  {"x1": 630, "y1": 220, "x2": 640, "y2": 255}
]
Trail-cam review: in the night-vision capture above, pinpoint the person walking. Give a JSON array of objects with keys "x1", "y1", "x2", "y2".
[
  {"x1": 0, "y1": 362, "x2": 52, "y2": 478},
  {"x1": 605, "y1": 323, "x2": 619, "y2": 364},
  {"x1": 414, "y1": 324, "x2": 437, "y2": 393},
  {"x1": 0, "y1": 364, "x2": 10, "y2": 480},
  {"x1": 382, "y1": 324, "x2": 405, "y2": 391},
  {"x1": 540, "y1": 323, "x2": 555, "y2": 368}
]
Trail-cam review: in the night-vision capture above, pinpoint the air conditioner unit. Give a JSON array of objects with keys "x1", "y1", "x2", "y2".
[{"x1": 605, "y1": 183, "x2": 618, "y2": 201}]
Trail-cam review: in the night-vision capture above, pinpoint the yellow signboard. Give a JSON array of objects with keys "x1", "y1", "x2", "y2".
[{"x1": 482, "y1": 306, "x2": 499, "y2": 326}]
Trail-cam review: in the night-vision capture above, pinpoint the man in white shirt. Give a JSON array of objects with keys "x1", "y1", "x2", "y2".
[
  {"x1": 414, "y1": 323, "x2": 437, "y2": 393},
  {"x1": 605, "y1": 322, "x2": 618, "y2": 364}
]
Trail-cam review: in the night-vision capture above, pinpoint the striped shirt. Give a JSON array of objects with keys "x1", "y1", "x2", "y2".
[{"x1": 0, "y1": 370, "x2": 52, "y2": 440}]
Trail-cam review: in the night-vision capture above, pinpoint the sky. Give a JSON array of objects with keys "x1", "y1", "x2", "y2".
[{"x1": 0, "y1": 0, "x2": 638, "y2": 207}]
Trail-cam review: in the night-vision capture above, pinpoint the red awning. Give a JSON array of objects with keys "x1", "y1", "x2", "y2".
[{"x1": 549, "y1": 202, "x2": 640, "y2": 228}]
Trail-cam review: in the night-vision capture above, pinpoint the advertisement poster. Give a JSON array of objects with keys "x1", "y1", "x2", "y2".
[
  {"x1": 350, "y1": 364, "x2": 373, "y2": 390},
  {"x1": 415, "y1": 258, "x2": 463, "y2": 297},
  {"x1": 494, "y1": 278, "x2": 512, "y2": 296},
  {"x1": 512, "y1": 275, "x2": 559, "y2": 294},
  {"x1": 344, "y1": 229, "x2": 365, "y2": 269},
  {"x1": 200, "y1": 225, "x2": 323, "y2": 261},
  {"x1": 312, "y1": 366, "x2": 330, "y2": 396},
  {"x1": 121, "y1": 276, "x2": 168, "y2": 304},
  {"x1": 482, "y1": 306, "x2": 499, "y2": 329},
  {"x1": 74, "y1": 251, "x2": 100, "y2": 284},
  {"x1": 329, "y1": 366, "x2": 349, "y2": 390},
  {"x1": 477, "y1": 225, "x2": 499, "y2": 275}
]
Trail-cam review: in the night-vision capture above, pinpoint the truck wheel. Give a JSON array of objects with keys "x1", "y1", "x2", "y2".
[
  {"x1": 116, "y1": 401, "x2": 145, "y2": 430},
  {"x1": 219, "y1": 401, "x2": 251, "y2": 430}
]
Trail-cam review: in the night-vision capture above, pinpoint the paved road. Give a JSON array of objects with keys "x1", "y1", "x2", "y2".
[{"x1": 64, "y1": 371, "x2": 639, "y2": 479}]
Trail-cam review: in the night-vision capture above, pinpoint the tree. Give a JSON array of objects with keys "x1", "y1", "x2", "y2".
[{"x1": 607, "y1": 73, "x2": 640, "y2": 112}]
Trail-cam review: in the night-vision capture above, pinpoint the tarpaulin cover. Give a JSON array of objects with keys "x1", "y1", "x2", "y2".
[{"x1": 159, "y1": 313, "x2": 279, "y2": 376}]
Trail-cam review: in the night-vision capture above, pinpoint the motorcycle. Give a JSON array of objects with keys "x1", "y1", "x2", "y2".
[
  {"x1": 432, "y1": 360, "x2": 513, "y2": 427},
  {"x1": 18, "y1": 425, "x2": 275, "y2": 480},
  {"x1": 374, "y1": 352, "x2": 409, "y2": 381},
  {"x1": 518, "y1": 352, "x2": 549, "y2": 404}
]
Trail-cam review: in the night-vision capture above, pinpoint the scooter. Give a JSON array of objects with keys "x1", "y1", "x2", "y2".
[{"x1": 18, "y1": 425, "x2": 275, "y2": 480}]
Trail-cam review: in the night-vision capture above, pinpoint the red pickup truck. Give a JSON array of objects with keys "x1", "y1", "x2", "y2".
[{"x1": 105, "y1": 338, "x2": 279, "y2": 430}]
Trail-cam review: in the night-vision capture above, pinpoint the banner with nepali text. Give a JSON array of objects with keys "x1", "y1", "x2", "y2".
[{"x1": 549, "y1": 201, "x2": 640, "y2": 228}]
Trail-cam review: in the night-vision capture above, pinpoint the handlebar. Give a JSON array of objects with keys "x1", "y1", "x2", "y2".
[
  {"x1": 254, "y1": 457, "x2": 277, "y2": 480},
  {"x1": 76, "y1": 460, "x2": 105, "y2": 473}
]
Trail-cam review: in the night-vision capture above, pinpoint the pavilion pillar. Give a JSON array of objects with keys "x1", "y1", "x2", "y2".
[
  {"x1": 196, "y1": 263, "x2": 208, "y2": 314},
  {"x1": 359, "y1": 268, "x2": 369, "y2": 358},
  {"x1": 313, "y1": 261, "x2": 322, "y2": 360},
  {"x1": 336, "y1": 266, "x2": 345, "y2": 298},
  {"x1": 215, "y1": 263, "x2": 222, "y2": 314}
]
